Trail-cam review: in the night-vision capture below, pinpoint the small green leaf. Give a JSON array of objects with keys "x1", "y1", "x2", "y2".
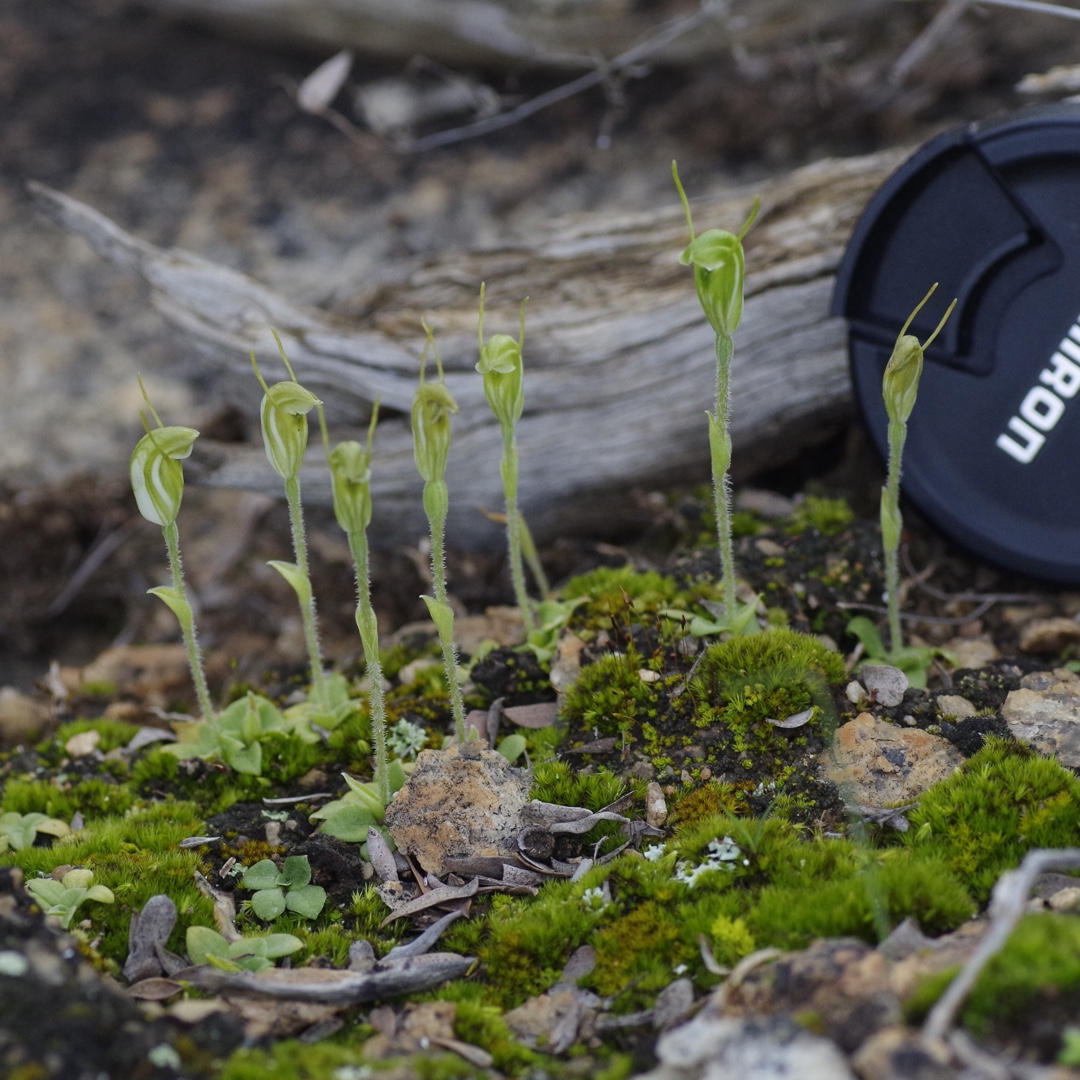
[
  {"x1": 223, "y1": 741, "x2": 262, "y2": 776},
  {"x1": 280, "y1": 855, "x2": 312, "y2": 889},
  {"x1": 847, "y1": 616, "x2": 886, "y2": 661},
  {"x1": 316, "y1": 804, "x2": 380, "y2": 841},
  {"x1": 286, "y1": 884, "x2": 326, "y2": 919},
  {"x1": 268, "y1": 560, "x2": 312, "y2": 605},
  {"x1": 186, "y1": 926, "x2": 230, "y2": 966},
  {"x1": 242, "y1": 860, "x2": 285, "y2": 891},
  {"x1": 147, "y1": 586, "x2": 192, "y2": 628},
  {"x1": 496, "y1": 733, "x2": 527, "y2": 764},
  {"x1": 251, "y1": 888, "x2": 287, "y2": 921},
  {"x1": 421, "y1": 594, "x2": 456, "y2": 644},
  {"x1": 260, "y1": 933, "x2": 304, "y2": 958}
]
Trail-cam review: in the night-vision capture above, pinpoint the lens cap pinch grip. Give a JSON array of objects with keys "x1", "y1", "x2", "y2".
[{"x1": 833, "y1": 103, "x2": 1080, "y2": 584}]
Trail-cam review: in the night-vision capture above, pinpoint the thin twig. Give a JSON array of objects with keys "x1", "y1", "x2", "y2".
[
  {"x1": 46, "y1": 519, "x2": 137, "y2": 616},
  {"x1": 396, "y1": 0, "x2": 727, "y2": 153},
  {"x1": 922, "y1": 848, "x2": 1080, "y2": 1042},
  {"x1": 891, "y1": 0, "x2": 971, "y2": 85},
  {"x1": 964, "y1": 0, "x2": 1080, "y2": 19},
  {"x1": 836, "y1": 599, "x2": 997, "y2": 625}
]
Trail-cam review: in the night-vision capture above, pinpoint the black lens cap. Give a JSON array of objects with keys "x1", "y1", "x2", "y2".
[{"x1": 833, "y1": 103, "x2": 1080, "y2": 583}]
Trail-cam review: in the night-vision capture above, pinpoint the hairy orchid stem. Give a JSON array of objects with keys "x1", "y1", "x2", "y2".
[
  {"x1": 711, "y1": 331, "x2": 738, "y2": 616},
  {"x1": 884, "y1": 417, "x2": 906, "y2": 653},
  {"x1": 426, "y1": 482, "x2": 466, "y2": 740},
  {"x1": 284, "y1": 473, "x2": 326, "y2": 707},
  {"x1": 347, "y1": 528, "x2": 389, "y2": 805},
  {"x1": 501, "y1": 428, "x2": 535, "y2": 634},
  {"x1": 163, "y1": 520, "x2": 215, "y2": 722}
]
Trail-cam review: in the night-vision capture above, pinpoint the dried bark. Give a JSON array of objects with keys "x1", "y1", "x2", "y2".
[
  {"x1": 29, "y1": 145, "x2": 907, "y2": 549},
  {"x1": 140, "y1": 0, "x2": 891, "y2": 71}
]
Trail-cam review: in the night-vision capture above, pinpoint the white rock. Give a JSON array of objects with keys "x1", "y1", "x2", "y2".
[
  {"x1": 1002, "y1": 680, "x2": 1080, "y2": 767},
  {"x1": 860, "y1": 665, "x2": 908, "y2": 708},
  {"x1": 642, "y1": 1013, "x2": 856, "y2": 1080}
]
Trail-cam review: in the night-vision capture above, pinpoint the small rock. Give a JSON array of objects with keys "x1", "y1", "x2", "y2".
[
  {"x1": 0, "y1": 687, "x2": 51, "y2": 746},
  {"x1": 642, "y1": 1013, "x2": 857, "y2": 1080},
  {"x1": 826, "y1": 713, "x2": 963, "y2": 806},
  {"x1": 940, "y1": 635, "x2": 999, "y2": 670},
  {"x1": 722, "y1": 938, "x2": 899, "y2": 1053},
  {"x1": 549, "y1": 632, "x2": 585, "y2": 695},
  {"x1": 1002, "y1": 680, "x2": 1080, "y2": 767},
  {"x1": 1048, "y1": 886, "x2": 1080, "y2": 912},
  {"x1": 1019, "y1": 616, "x2": 1080, "y2": 654},
  {"x1": 735, "y1": 489, "x2": 796, "y2": 520},
  {"x1": 385, "y1": 741, "x2": 532, "y2": 875},
  {"x1": 860, "y1": 666, "x2": 909, "y2": 708},
  {"x1": 935, "y1": 694, "x2": 976, "y2": 720},
  {"x1": 845, "y1": 680, "x2": 868, "y2": 706},
  {"x1": 645, "y1": 782, "x2": 668, "y2": 829},
  {"x1": 852, "y1": 1026, "x2": 953, "y2": 1080},
  {"x1": 653, "y1": 977, "x2": 695, "y2": 1031},
  {"x1": 64, "y1": 729, "x2": 101, "y2": 758},
  {"x1": 754, "y1": 537, "x2": 785, "y2": 558}
]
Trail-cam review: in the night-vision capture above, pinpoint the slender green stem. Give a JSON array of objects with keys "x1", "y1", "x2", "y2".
[
  {"x1": 426, "y1": 481, "x2": 466, "y2": 740},
  {"x1": 519, "y1": 515, "x2": 551, "y2": 599},
  {"x1": 884, "y1": 417, "x2": 906, "y2": 653},
  {"x1": 347, "y1": 528, "x2": 389, "y2": 806},
  {"x1": 711, "y1": 331, "x2": 737, "y2": 616},
  {"x1": 163, "y1": 520, "x2": 215, "y2": 722},
  {"x1": 501, "y1": 428, "x2": 535, "y2": 634},
  {"x1": 284, "y1": 473, "x2": 326, "y2": 707}
]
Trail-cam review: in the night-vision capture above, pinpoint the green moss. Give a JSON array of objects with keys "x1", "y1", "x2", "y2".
[
  {"x1": 530, "y1": 760, "x2": 630, "y2": 811},
  {"x1": 0, "y1": 776, "x2": 135, "y2": 820},
  {"x1": 4, "y1": 800, "x2": 212, "y2": 964},
  {"x1": 962, "y1": 914, "x2": 1080, "y2": 1047},
  {"x1": 785, "y1": 496, "x2": 855, "y2": 537},
  {"x1": 559, "y1": 653, "x2": 665, "y2": 739},
  {"x1": 751, "y1": 850, "x2": 973, "y2": 948},
  {"x1": 456, "y1": 869, "x2": 614, "y2": 1007},
  {"x1": 669, "y1": 781, "x2": 751, "y2": 828},
  {"x1": 218, "y1": 1036, "x2": 377, "y2": 1080},
  {"x1": 30, "y1": 718, "x2": 143, "y2": 768},
  {"x1": 560, "y1": 565, "x2": 683, "y2": 624},
  {"x1": 130, "y1": 738, "x2": 325, "y2": 814},
  {"x1": 350, "y1": 886, "x2": 406, "y2": 953},
  {"x1": 692, "y1": 628, "x2": 845, "y2": 727},
  {"x1": 587, "y1": 899, "x2": 693, "y2": 1010},
  {"x1": 905, "y1": 738, "x2": 1080, "y2": 903},
  {"x1": 420, "y1": 983, "x2": 542, "y2": 1073}
]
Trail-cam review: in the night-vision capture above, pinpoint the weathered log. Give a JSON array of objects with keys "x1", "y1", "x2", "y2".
[
  {"x1": 141, "y1": 0, "x2": 891, "y2": 71},
  {"x1": 29, "y1": 145, "x2": 907, "y2": 550}
]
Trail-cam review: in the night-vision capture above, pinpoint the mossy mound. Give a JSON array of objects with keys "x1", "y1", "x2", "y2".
[
  {"x1": 904, "y1": 737, "x2": 1080, "y2": 903},
  {"x1": 448, "y1": 811, "x2": 975, "y2": 1015},
  {"x1": 559, "y1": 627, "x2": 847, "y2": 823}
]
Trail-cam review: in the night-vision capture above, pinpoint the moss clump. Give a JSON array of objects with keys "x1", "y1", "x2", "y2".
[
  {"x1": 904, "y1": 738, "x2": 1080, "y2": 903},
  {"x1": 1, "y1": 776, "x2": 135, "y2": 821},
  {"x1": 4, "y1": 800, "x2": 213, "y2": 965},
  {"x1": 669, "y1": 780, "x2": 751, "y2": 827},
  {"x1": 447, "y1": 868, "x2": 613, "y2": 1007},
  {"x1": 963, "y1": 914, "x2": 1080, "y2": 1052},
  {"x1": 559, "y1": 652, "x2": 671, "y2": 741},
  {"x1": 588, "y1": 899, "x2": 693, "y2": 1009},
  {"x1": 691, "y1": 627, "x2": 846, "y2": 734},
  {"x1": 785, "y1": 496, "x2": 854, "y2": 537},
  {"x1": 560, "y1": 565, "x2": 685, "y2": 625}
]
